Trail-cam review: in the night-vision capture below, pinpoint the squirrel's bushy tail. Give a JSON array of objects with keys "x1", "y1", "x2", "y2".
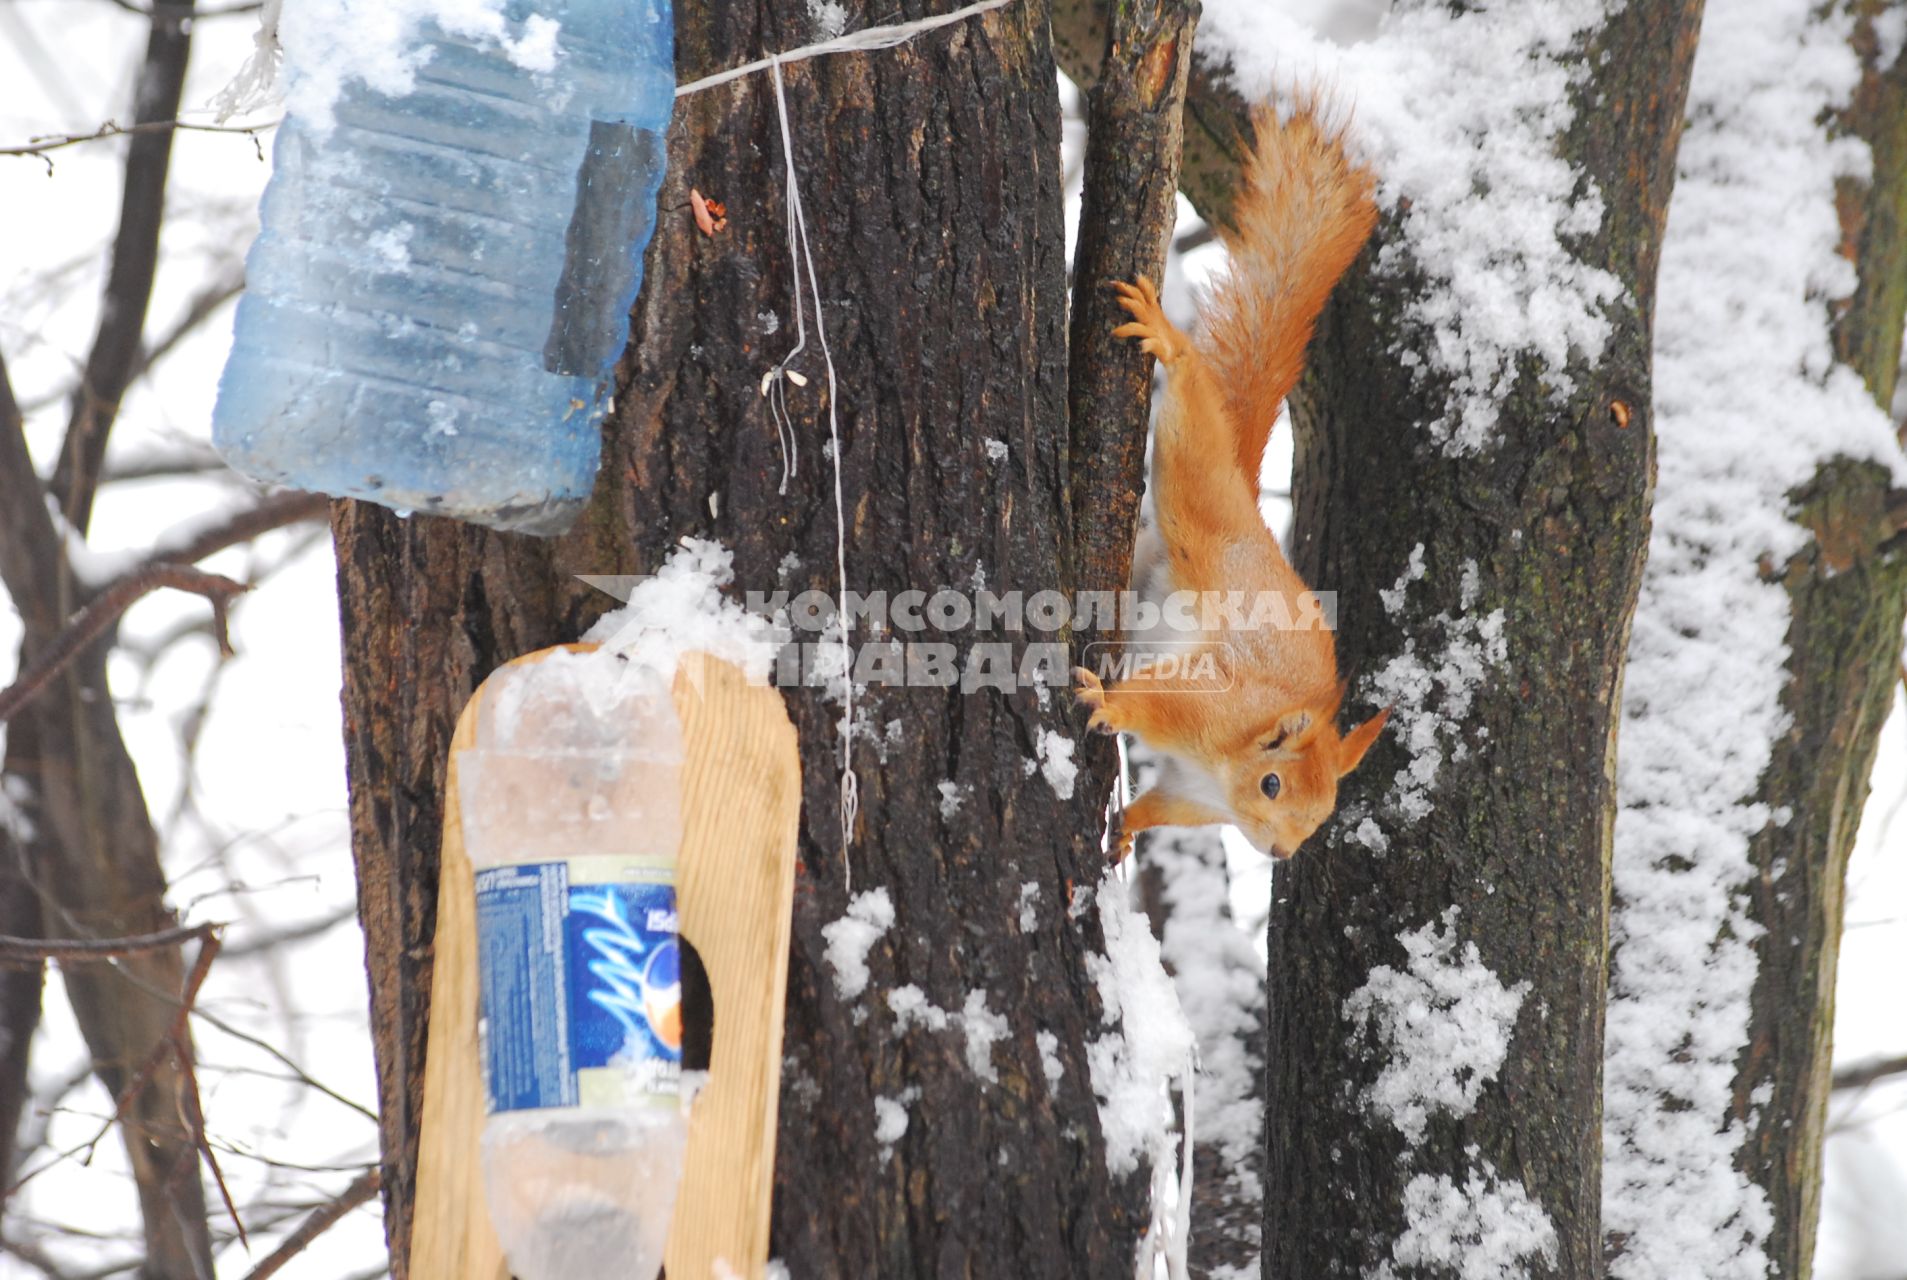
[{"x1": 1199, "y1": 104, "x2": 1378, "y2": 484}]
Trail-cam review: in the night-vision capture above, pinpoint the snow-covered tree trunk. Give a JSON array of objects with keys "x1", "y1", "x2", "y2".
[
  {"x1": 333, "y1": 0, "x2": 1197, "y2": 1273},
  {"x1": 1169, "y1": 1, "x2": 1701, "y2": 1275},
  {"x1": 1603, "y1": 5, "x2": 1907, "y2": 1277}
]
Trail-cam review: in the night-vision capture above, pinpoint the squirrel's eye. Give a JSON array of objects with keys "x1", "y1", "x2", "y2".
[{"x1": 1260, "y1": 773, "x2": 1282, "y2": 801}]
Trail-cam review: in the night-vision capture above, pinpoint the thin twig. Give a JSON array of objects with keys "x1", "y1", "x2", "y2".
[
  {"x1": 1832, "y1": 1053, "x2": 1907, "y2": 1092},
  {"x1": 136, "y1": 491, "x2": 329, "y2": 574},
  {"x1": 99, "y1": 447, "x2": 228, "y2": 485},
  {"x1": 237, "y1": 1168, "x2": 380, "y2": 1280},
  {"x1": 54, "y1": 4, "x2": 204, "y2": 535},
  {"x1": 0, "y1": 922, "x2": 220, "y2": 968},
  {"x1": 0, "y1": 566, "x2": 249, "y2": 726},
  {"x1": 128, "y1": 270, "x2": 246, "y2": 385},
  {"x1": 1, "y1": 119, "x2": 278, "y2": 167}
]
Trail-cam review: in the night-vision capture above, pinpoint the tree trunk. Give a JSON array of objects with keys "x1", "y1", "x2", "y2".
[
  {"x1": 1725, "y1": 7, "x2": 1907, "y2": 1273},
  {"x1": 1258, "y1": 3, "x2": 1700, "y2": 1275},
  {"x1": 335, "y1": 2, "x2": 1181, "y2": 1273}
]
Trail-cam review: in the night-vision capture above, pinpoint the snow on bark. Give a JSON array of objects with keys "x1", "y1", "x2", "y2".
[
  {"x1": 1199, "y1": 0, "x2": 1621, "y2": 454},
  {"x1": 1603, "y1": 1, "x2": 1906, "y2": 1275},
  {"x1": 1344, "y1": 908, "x2": 1529, "y2": 1146}
]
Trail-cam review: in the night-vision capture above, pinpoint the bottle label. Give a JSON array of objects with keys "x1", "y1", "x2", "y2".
[{"x1": 474, "y1": 859, "x2": 683, "y2": 1114}]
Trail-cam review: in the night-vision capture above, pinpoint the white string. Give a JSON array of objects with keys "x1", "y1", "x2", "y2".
[
  {"x1": 768, "y1": 56, "x2": 859, "y2": 890},
  {"x1": 675, "y1": 2, "x2": 1012, "y2": 890},
  {"x1": 674, "y1": 0, "x2": 1013, "y2": 98}
]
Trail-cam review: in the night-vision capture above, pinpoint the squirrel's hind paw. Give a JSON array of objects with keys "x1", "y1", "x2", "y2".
[{"x1": 1111, "y1": 277, "x2": 1187, "y2": 363}]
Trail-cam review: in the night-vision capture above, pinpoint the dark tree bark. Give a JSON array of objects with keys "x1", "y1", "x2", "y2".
[
  {"x1": 1261, "y1": 3, "x2": 1703, "y2": 1272},
  {"x1": 334, "y1": 1, "x2": 1187, "y2": 1273},
  {"x1": 1728, "y1": 7, "x2": 1907, "y2": 1273},
  {"x1": 1055, "y1": 4, "x2": 1697, "y2": 1275},
  {"x1": 1064, "y1": 2, "x2": 1700, "y2": 1274}
]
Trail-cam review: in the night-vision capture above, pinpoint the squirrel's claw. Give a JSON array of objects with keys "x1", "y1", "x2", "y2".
[
  {"x1": 1111, "y1": 276, "x2": 1186, "y2": 363},
  {"x1": 1072, "y1": 666, "x2": 1123, "y2": 736}
]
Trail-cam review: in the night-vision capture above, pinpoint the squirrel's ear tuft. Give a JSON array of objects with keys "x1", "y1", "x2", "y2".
[{"x1": 1336, "y1": 705, "x2": 1392, "y2": 777}]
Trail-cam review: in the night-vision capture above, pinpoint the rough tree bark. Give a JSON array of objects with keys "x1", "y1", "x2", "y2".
[
  {"x1": 334, "y1": 1, "x2": 1184, "y2": 1273},
  {"x1": 1729, "y1": 7, "x2": 1907, "y2": 1273},
  {"x1": 1261, "y1": 2, "x2": 1703, "y2": 1272},
  {"x1": 1088, "y1": 5, "x2": 1703, "y2": 1277}
]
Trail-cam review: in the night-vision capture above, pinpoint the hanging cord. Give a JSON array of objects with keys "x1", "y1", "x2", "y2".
[
  {"x1": 673, "y1": 2, "x2": 1013, "y2": 888},
  {"x1": 766, "y1": 56, "x2": 860, "y2": 891}
]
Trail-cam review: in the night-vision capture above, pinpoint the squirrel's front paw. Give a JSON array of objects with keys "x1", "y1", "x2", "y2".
[
  {"x1": 1111, "y1": 277, "x2": 1187, "y2": 364},
  {"x1": 1072, "y1": 666, "x2": 1128, "y2": 736}
]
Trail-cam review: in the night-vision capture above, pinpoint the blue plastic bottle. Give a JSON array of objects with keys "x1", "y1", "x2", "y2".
[{"x1": 214, "y1": 0, "x2": 674, "y2": 534}]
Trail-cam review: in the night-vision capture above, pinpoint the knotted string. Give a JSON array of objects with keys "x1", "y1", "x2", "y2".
[{"x1": 675, "y1": 0, "x2": 1012, "y2": 890}]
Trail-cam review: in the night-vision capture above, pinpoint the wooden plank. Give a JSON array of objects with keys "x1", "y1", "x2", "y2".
[{"x1": 410, "y1": 648, "x2": 801, "y2": 1279}]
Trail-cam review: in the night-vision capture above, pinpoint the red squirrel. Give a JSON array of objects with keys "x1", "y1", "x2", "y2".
[{"x1": 1074, "y1": 104, "x2": 1390, "y2": 861}]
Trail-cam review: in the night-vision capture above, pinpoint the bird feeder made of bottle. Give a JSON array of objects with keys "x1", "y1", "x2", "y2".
[
  {"x1": 213, "y1": 0, "x2": 675, "y2": 534},
  {"x1": 411, "y1": 646, "x2": 801, "y2": 1279}
]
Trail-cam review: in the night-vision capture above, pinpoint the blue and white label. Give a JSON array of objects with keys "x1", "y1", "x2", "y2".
[{"x1": 475, "y1": 861, "x2": 682, "y2": 1114}]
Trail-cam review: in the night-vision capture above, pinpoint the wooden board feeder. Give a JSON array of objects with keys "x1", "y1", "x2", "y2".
[{"x1": 410, "y1": 647, "x2": 802, "y2": 1279}]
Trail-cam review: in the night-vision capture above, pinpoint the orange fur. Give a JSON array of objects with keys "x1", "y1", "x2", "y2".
[
  {"x1": 1202, "y1": 104, "x2": 1379, "y2": 484},
  {"x1": 1080, "y1": 104, "x2": 1387, "y2": 862}
]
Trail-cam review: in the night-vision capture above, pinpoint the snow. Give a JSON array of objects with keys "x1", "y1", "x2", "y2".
[
  {"x1": 1343, "y1": 908, "x2": 1529, "y2": 1145},
  {"x1": 0, "y1": 728, "x2": 32, "y2": 844},
  {"x1": 506, "y1": 14, "x2": 563, "y2": 72},
  {"x1": 583, "y1": 538, "x2": 783, "y2": 684},
  {"x1": 936, "y1": 779, "x2": 965, "y2": 820},
  {"x1": 1084, "y1": 879, "x2": 1196, "y2": 1177},
  {"x1": 1037, "y1": 1029, "x2": 1064, "y2": 1088},
  {"x1": 961, "y1": 990, "x2": 1008, "y2": 1083},
  {"x1": 883, "y1": 985, "x2": 1008, "y2": 1088},
  {"x1": 1017, "y1": 881, "x2": 1040, "y2": 932},
  {"x1": 1026, "y1": 727, "x2": 1077, "y2": 800},
  {"x1": 821, "y1": 888, "x2": 893, "y2": 1002},
  {"x1": 1602, "y1": 0, "x2": 1906, "y2": 1273},
  {"x1": 276, "y1": 0, "x2": 570, "y2": 135},
  {"x1": 1145, "y1": 814, "x2": 1268, "y2": 1254},
  {"x1": 874, "y1": 1087, "x2": 918, "y2": 1155},
  {"x1": 984, "y1": 438, "x2": 1009, "y2": 462},
  {"x1": 806, "y1": 0, "x2": 850, "y2": 41},
  {"x1": 1378, "y1": 1158, "x2": 1560, "y2": 1280},
  {"x1": 1874, "y1": 8, "x2": 1907, "y2": 70},
  {"x1": 1363, "y1": 548, "x2": 1508, "y2": 831},
  {"x1": 1200, "y1": 0, "x2": 1621, "y2": 454},
  {"x1": 887, "y1": 984, "x2": 951, "y2": 1034}
]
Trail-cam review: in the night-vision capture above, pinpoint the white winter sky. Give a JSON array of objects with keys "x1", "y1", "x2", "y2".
[{"x1": 1, "y1": 2, "x2": 1906, "y2": 1278}]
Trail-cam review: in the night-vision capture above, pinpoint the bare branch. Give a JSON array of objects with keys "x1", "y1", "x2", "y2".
[
  {"x1": 100, "y1": 447, "x2": 230, "y2": 484},
  {"x1": 221, "y1": 906, "x2": 357, "y2": 959},
  {"x1": 0, "y1": 566, "x2": 250, "y2": 726},
  {"x1": 0, "y1": 119, "x2": 277, "y2": 169},
  {"x1": 50, "y1": 4, "x2": 199, "y2": 536},
  {"x1": 136, "y1": 491, "x2": 330, "y2": 573},
  {"x1": 0, "y1": 350, "x2": 68, "y2": 639},
  {"x1": 237, "y1": 1168, "x2": 380, "y2": 1280},
  {"x1": 0, "y1": 921, "x2": 219, "y2": 968},
  {"x1": 1832, "y1": 1053, "x2": 1907, "y2": 1092},
  {"x1": 129, "y1": 269, "x2": 247, "y2": 385}
]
